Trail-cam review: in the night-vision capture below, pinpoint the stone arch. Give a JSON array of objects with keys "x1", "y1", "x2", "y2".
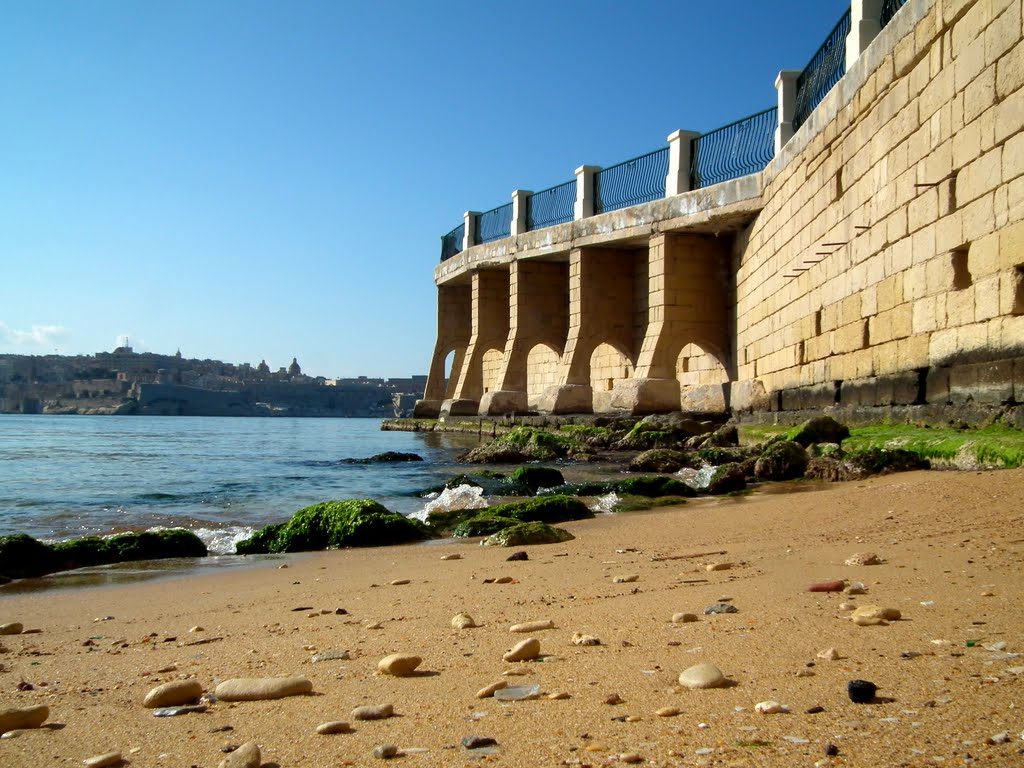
[
  {"x1": 480, "y1": 348, "x2": 504, "y2": 395},
  {"x1": 526, "y1": 343, "x2": 561, "y2": 408},
  {"x1": 589, "y1": 342, "x2": 634, "y2": 393},
  {"x1": 675, "y1": 341, "x2": 730, "y2": 413},
  {"x1": 443, "y1": 348, "x2": 463, "y2": 399}
]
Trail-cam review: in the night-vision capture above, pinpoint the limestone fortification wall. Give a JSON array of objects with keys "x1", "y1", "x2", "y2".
[{"x1": 733, "y1": 0, "x2": 1023, "y2": 411}]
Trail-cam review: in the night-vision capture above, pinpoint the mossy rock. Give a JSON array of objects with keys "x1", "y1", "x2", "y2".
[
  {"x1": 628, "y1": 448, "x2": 691, "y2": 473},
  {"x1": 792, "y1": 416, "x2": 850, "y2": 447},
  {"x1": 483, "y1": 522, "x2": 575, "y2": 547},
  {"x1": 451, "y1": 513, "x2": 521, "y2": 538},
  {"x1": 694, "y1": 446, "x2": 751, "y2": 466},
  {"x1": 234, "y1": 523, "x2": 285, "y2": 555},
  {"x1": 701, "y1": 423, "x2": 739, "y2": 448},
  {"x1": 845, "y1": 447, "x2": 930, "y2": 475},
  {"x1": 51, "y1": 530, "x2": 207, "y2": 569},
  {"x1": 508, "y1": 466, "x2": 565, "y2": 492},
  {"x1": 537, "y1": 481, "x2": 615, "y2": 497},
  {"x1": 487, "y1": 495, "x2": 594, "y2": 524},
  {"x1": 0, "y1": 534, "x2": 57, "y2": 579},
  {"x1": 804, "y1": 457, "x2": 854, "y2": 482},
  {"x1": 613, "y1": 494, "x2": 691, "y2": 512},
  {"x1": 704, "y1": 462, "x2": 747, "y2": 494},
  {"x1": 754, "y1": 440, "x2": 808, "y2": 481},
  {"x1": 614, "y1": 476, "x2": 697, "y2": 498},
  {"x1": 808, "y1": 442, "x2": 843, "y2": 458},
  {"x1": 459, "y1": 427, "x2": 584, "y2": 463},
  {"x1": 235, "y1": 499, "x2": 428, "y2": 554}
]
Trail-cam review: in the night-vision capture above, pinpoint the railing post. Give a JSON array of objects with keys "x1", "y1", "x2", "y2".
[
  {"x1": 510, "y1": 190, "x2": 531, "y2": 236},
  {"x1": 846, "y1": 0, "x2": 884, "y2": 70},
  {"x1": 774, "y1": 70, "x2": 801, "y2": 153},
  {"x1": 574, "y1": 165, "x2": 600, "y2": 220},
  {"x1": 463, "y1": 211, "x2": 479, "y2": 250},
  {"x1": 665, "y1": 129, "x2": 701, "y2": 196}
]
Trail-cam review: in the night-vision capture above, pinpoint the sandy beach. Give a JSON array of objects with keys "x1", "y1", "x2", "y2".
[{"x1": 2, "y1": 468, "x2": 1022, "y2": 767}]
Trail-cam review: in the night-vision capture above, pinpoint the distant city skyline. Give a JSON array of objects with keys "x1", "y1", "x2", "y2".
[{"x1": 1, "y1": 0, "x2": 849, "y2": 378}]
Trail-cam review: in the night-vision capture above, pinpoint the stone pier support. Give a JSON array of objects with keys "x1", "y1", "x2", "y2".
[
  {"x1": 414, "y1": 283, "x2": 472, "y2": 417},
  {"x1": 624, "y1": 233, "x2": 732, "y2": 414},
  {"x1": 479, "y1": 259, "x2": 569, "y2": 415}
]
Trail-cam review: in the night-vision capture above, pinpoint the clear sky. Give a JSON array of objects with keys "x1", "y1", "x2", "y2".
[{"x1": 1, "y1": 0, "x2": 849, "y2": 378}]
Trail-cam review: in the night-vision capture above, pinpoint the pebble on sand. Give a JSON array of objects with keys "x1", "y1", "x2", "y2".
[
  {"x1": 0, "y1": 622, "x2": 23, "y2": 636},
  {"x1": 703, "y1": 603, "x2": 738, "y2": 615},
  {"x1": 850, "y1": 605, "x2": 901, "y2": 625},
  {"x1": 83, "y1": 753, "x2": 122, "y2": 768},
  {"x1": 612, "y1": 575, "x2": 639, "y2": 583},
  {"x1": 451, "y1": 613, "x2": 477, "y2": 629},
  {"x1": 218, "y1": 741, "x2": 260, "y2": 768},
  {"x1": 808, "y1": 580, "x2": 846, "y2": 592},
  {"x1": 679, "y1": 663, "x2": 728, "y2": 689},
  {"x1": 571, "y1": 633, "x2": 601, "y2": 646},
  {"x1": 845, "y1": 552, "x2": 882, "y2": 566},
  {"x1": 373, "y1": 744, "x2": 399, "y2": 759},
  {"x1": 754, "y1": 700, "x2": 789, "y2": 714},
  {"x1": 503, "y1": 637, "x2": 541, "y2": 662},
  {"x1": 352, "y1": 704, "x2": 394, "y2": 720},
  {"x1": 389, "y1": 579, "x2": 411, "y2": 586},
  {"x1": 817, "y1": 647, "x2": 840, "y2": 661},
  {"x1": 476, "y1": 681, "x2": 507, "y2": 699},
  {"x1": 461, "y1": 736, "x2": 498, "y2": 749},
  {"x1": 847, "y1": 679, "x2": 877, "y2": 703},
  {"x1": 671, "y1": 612, "x2": 698, "y2": 623},
  {"x1": 440, "y1": 554, "x2": 462, "y2": 561},
  {"x1": 509, "y1": 619, "x2": 554, "y2": 633},
  {"x1": 214, "y1": 676, "x2": 313, "y2": 701},
  {"x1": 143, "y1": 679, "x2": 203, "y2": 708},
  {"x1": 656, "y1": 706, "x2": 681, "y2": 717},
  {"x1": 705, "y1": 562, "x2": 732, "y2": 571},
  {"x1": 0, "y1": 705, "x2": 49, "y2": 733},
  {"x1": 311, "y1": 649, "x2": 351, "y2": 663},
  {"x1": 377, "y1": 653, "x2": 422, "y2": 677},
  {"x1": 316, "y1": 721, "x2": 352, "y2": 735}
]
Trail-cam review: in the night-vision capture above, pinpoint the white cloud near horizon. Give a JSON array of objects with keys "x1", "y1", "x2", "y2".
[{"x1": 0, "y1": 321, "x2": 70, "y2": 348}]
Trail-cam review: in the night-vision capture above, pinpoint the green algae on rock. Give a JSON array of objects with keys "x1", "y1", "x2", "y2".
[
  {"x1": 451, "y1": 514, "x2": 522, "y2": 538},
  {"x1": 483, "y1": 521, "x2": 575, "y2": 547},
  {"x1": 234, "y1": 499, "x2": 428, "y2": 554},
  {"x1": 754, "y1": 440, "x2": 809, "y2": 480},
  {"x1": 507, "y1": 466, "x2": 565, "y2": 492},
  {"x1": 614, "y1": 476, "x2": 698, "y2": 498}
]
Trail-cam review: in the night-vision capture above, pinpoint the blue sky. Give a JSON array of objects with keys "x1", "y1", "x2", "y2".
[{"x1": 1, "y1": 0, "x2": 849, "y2": 378}]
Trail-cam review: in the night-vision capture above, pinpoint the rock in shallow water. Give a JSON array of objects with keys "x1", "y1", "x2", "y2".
[
  {"x1": 503, "y1": 637, "x2": 540, "y2": 662},
  {"x1": 0, "y1": 705, "x2": 48, "y2": 733},
  {"x1": 143, "y1": 679, "x2": 203, "y2": 708},
  {"x1": 679, "y1": 663, "x2": 728, "y2": 689},
  {"x1": 214, "y1": 676, "x2": 312, "y2": 701},
  {"x1": 218, "y1": 741, "x2": 260, "y2": 768},
  {"x1": 377, "y1": 653, "x2": 422, "y2": 677}
]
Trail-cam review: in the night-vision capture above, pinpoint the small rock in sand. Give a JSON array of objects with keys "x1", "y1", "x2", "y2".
[
  {"x1": 311, "y1": 649, "x2": 351, "y2": 663},
  {"x1": 214, "y1": 676, "x2": 312, "y2": 701},
  {"x1": 316, "y1": 721, "x2": 352, "y2": 735},
  {"x1": 218, "y1": 742, "x2": 260, "y2": 768},
  {"x1": 679, "y1": 663, "x2": 728, "y2": 689},
  {"x1": 847, "y1": 679, "x2": 877, "y2": 703},
  {"x1": 620, "y1": 753, "x2": 643, "y2": 764},
  {"x1": 844, "y1": 581, "x2": 867, "y2": 595},
  {"x1": 352, "y1": 704, "x2": 394, "y2": 720},
  {"x1": 389, "y1": 579, "x2": 410, "y2": 586},
  {"x1": 440, "y1": 553, "x2": 461, "y2": 560},
  {"x1": 704, "y1": 603, "x2": 738, "y2": 615},
  {"x1": 83, "y1": 753, "x2": 123, "y2": 768},
  {"x1": 705, "y1": 562, "x2": 732, "y2": 571},
  {"x1": 547, "y1": 691, "x2": 570, "y2": 700},
  {"x1": 143, "y1": 679, "x2": 203, "y2": 708},
  {"x1": 817, "y1": 647, "x2": 840, "y2": 661},
  {"x1": 152, "y1": 704, "x2": 207, "y2": 717},
  {"x1": 656, "y1": 707, "x2": 681, "y2": 717},
  {"x1": 373, "y1": 744, "x2": 399, "y2": 759},
  {"x1": 838, "y1": 602, "x2": 857, "y2": 611},
  {"x1": 850, "y1": 605, "x2": 900, "y2": 625},
  {"x1": 377, "y1": 653, "x2": 422, "y2": 677},
  {"x1": 0, "y1": 622, "x2": 23, "y2": 636},
  {"x1": 503, "y1": 637, "x2": 540, "y2": 662},
  {"x1": 493, "y1": 576, "x2": 513, "y2": 584},
  {"x1": 506, "y1": 551, "x2": 528, "y2": 561},
  {"x1": 603, "y1": 692, "x2": 623, "y2": 705},
  {"x1": 671, "y1": 612, "x2": 698, "y2": 623},
  {"x1": 461, "y1": 736, "x2": 497, "y2": 749},
  {"x1": 571, "y1": 633, "x2": 601, "y2": 646},
  {"x1": 451, "y1": 613, "x2": 477, "y2": 629},
  {"x1": 808, "y1": 580, "x2": 845, "y2": 592},
  {"x1": 612, "y1": 574, "x2": 639, "y2": 583},
  {"x1": 845, "y1": 552, "x2": 881, "y2": 566},
  {"x1": 476, "y1": 681, "x2": 507, "y2": 699},
  {"x1": 509, "y1": 620, "x2": 554, "y2": 633},
  {"x1": 754, "y1": 700, "x2": 789, "y2": 714},
  {"x1": 0, "y1": 705, "x2": 49, "y2": 732}
]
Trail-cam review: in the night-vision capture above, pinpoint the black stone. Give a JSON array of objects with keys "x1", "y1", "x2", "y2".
[
  {"x1": 825, "y1": 744, "x2": 839, "y2": 756},
  {"x1": 847, "y1": 679, "x2": 877, "y2": 703},
  {"x1": 806, "y1": 705, "x2": 825, "y2": 714},
  {"x1": 506, "y1": 551, "x2": 528, "y2": 561},
  {"x1": 461, "y1": 736, "x2": 497, "y2": 749}
]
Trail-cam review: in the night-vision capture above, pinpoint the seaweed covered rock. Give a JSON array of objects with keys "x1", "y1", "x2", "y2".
[
  {"x1": 537, "y1": 481, "x2": 615, "y2": 497},
  {"x1": 0, "y1": 534, "x2": 57, "y2": 580},
  {"x1": 694, "y1": 446, "x2": 752, "y2": 466},
  {"x1": 483, "y1": 522, "x2": 575, "y2": 547},
  {"x1": 700, "y1": 423, "x2": 739, "y2": 449},
  {"x1": 452, "y1": 514, "x2": 522, "y2": 538},
  {"x1": 703, "y1": 462, "x2": 747, "y2": 494},
  {"x1": 792, "y1": 416, "x2": 850, "y2": 447},
  {"x1": 628, "y1": 449, "x2": 691, "y2": 473},
  {"x1": 804, "y1": 457, "x2": 855, "y2": 482},
  {"x1": 234, "y1": 500, "x2": 427, "y2": 554},
  {"x1": 754, "y1": 440, "x2": 809, "y2": 481},
  {"x1": 52, "y1": 530, "x2": 207, "y2": 569},
  {"x1": 508, "y1": 466, "x2": 565, "y2": 493},
  {"x1": 612, "y1": 495, "x2": 691, "y2": 512},
  {"x1": 459, "y1": 427, "x2": 582, "y2": 464},
  {"x1": 343, "y1": 452, "x2": 423, "y2": 464},
  {"x1": 487, "y1": 495, "x2": 594, "y2": 524},
  {"x1": 615, "y1": 476, "x2": 698, "y2": 498},
  {"x1": 845, "y1": 447, "x2": 929, "y2": 475}
]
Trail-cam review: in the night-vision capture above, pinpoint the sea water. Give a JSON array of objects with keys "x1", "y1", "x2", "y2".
[{"x1": 0, "y1": 415, "x2": 481, "y2": 554}]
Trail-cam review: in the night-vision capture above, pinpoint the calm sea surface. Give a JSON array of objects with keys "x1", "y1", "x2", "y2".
[{"x1": 0, "y1": 415, "x2": 481, "y2": 554}]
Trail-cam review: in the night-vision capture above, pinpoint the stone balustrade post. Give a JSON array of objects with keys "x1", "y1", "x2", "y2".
[
  {"x1": 510, "y1": 190, "x2": 531, "y2": 236},
  {"x1": 574, "y1": 165, "x2": 600, "y2": 220},
  {"x1": 846, "y1": 0, "x2": 885, "y2": 70},
  {"x1": 665, "y1": 129, "x2": 701, "y2": 196},
  {"x1": 774, "y1": 70, "x2": 801, "y2": 153},
  {"x1": 463, "y1": 211, "x2": 479, "y2": 251}
]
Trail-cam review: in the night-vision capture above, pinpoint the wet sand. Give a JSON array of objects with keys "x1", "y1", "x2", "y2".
[{"x1": 1, "y1": 468, "x2": 1022, "y2": 767}]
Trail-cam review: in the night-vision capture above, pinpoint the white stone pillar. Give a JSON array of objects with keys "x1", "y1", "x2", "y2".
[
  {"x1": 774, "y1": 70, "x2": 801, "y2": 153},
  {"x1": 574, "y1": 165, "x2": 600, "y2": 220},
  {"x1": 665, "y1": 129, "x2": 701, "y2": 196},
  {"x1": 463, "y1": 211, "x2": 479, "y2": 250},
  {"x1": 846, "y1": 0, "x2": 884, "y2": 70},
  {"x1": 510, "y1": 190, "x2": 531, "y2": 236}
]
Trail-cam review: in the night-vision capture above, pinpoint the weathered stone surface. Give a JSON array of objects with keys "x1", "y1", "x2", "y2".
[
  {"x1": 311, "y1": 649, "x2": 351, "y2": 663},
  {"x1": 808, "y1": 580, "x2": 846, "y2": 592},
  {"x1": 671, "y1": 612, "x2": 698, "y2": 623},
  {"x1": 218, "y1": 741, "x2": 260, "y2": 768},
  {"x1": 509, "y1": 620, "x2": 553, "y2": 633},
  {"x1": 316, "y1": 721, "x2": 352, "y2": 735},
  {"x1": 476, "y1": 680, "x2": 507, "y2": 699},
  {"x1": 451, "y1": 613, "x2": 477, "y2": 629},
  {"x1": 792, "y1": 416, "x2": 850, "y2": 446},
  {"x1": 0, "y1": 705, "x2": 49, "y2": 732},
  {"x1": 679, "y1": 383, "x2": 728, "y2": 414},
  {"x1": 377, "y1": 653, "x2": 422, "y2": 677},
  {"x1": 503, "y1": 637, "x2": 541, "y2": 662},
  {"x1": 851, "y1": 605, "x2": 901, "y2": 625},
  {"x1": 143, "y1": 679, "x2": 203, "y2": 708},
  {"x1": 214, "y1": 676, "x2": 312, "y2": 701},
  {"x1": 83, "y1": 752, "x2": 123, "y2": 768},
  {"x1": 352, "y1": 704, "x2": 394, "y2": 720},
  {"x1": 571, "y1": 633, "x2": 600, "y2": 646},
  {"x1": 628, "y1": 448, "x2": 691, "y2": 473},
  {"x1": 679, "y1": 663, "x2": 728, "y2": 689},
  {"x1": 373, "y1": 744, "x2": 400, "y2": 759},
  {"x1": 0, "y1": 622, "x2": 23, "y2": 636},
  {"x1": 754, "y1": 440, "x2": 808, "y2": 480},
  {"x1": 845, "y1": 552, "x2": 882, "y2": 566},
  {"x1": 704, "y1": 462, "x2": 747, "y2": 494}
]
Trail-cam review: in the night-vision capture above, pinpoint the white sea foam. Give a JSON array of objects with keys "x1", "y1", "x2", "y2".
[
  {"x1": 591, "y1": 492, "x2": 620, "y2": 513},
  {"x1": 146, "y1": 525, "x2": 256, "y2": 555},
  {"x1": 410, "y1": 483, "x2": 488, "y2": 523},
  {"x1": 677, "y1": 465, "x2": 716, "y2": 490}
]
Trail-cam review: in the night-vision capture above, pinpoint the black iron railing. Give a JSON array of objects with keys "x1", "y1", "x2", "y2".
[
  {"x1": 594, "y1": 147, "x2": 669, "y2": 214},
  {"x1": 440, "y1": 222, "x2": 465, "y2": 262},
  {"x1": 793, "y1": 9, "x2": 852, "y2": 131},
  {"x1": 476, "y1": 203, "x2": 513, "y2": 244},
  {"x1": 880, "y1": 0, "x2": 908, "y2": 27},
  {"x1": 690, "y1": 107, "x2": 777, "y2": 189},
  {"x1": 526, "y1": 180, "x2": 576, "y2": 230}
]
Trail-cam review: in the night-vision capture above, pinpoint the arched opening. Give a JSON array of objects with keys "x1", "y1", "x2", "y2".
[
  {"x1": 443, "y1": 349, "x2": 458, "y2": 398},
  {"x1": 590, "y1": 343, "x2": 634, "y2": 412},
  {"x1": 526, "y1": 343, "x2": 560, "y2": 408},
  {"x1": 676, "y1": 342, "x2": 729, "y2": 412},
  {"x1": 481, "y1": 348, "x2": 504, "y2": 394}
]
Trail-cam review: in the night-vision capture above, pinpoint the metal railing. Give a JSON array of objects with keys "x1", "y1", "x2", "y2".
[
  {"x1": 475, "y1": 203, "x2": 513, "y2": 244},
  {"x1": 880, "y1": 0, "x2": 908, "y2": 27},
  {"x1": 690, "y1": 107, "x2": 777, "y2": 189},
  {"x1": 440, "y1": 223, "x2": 464, "y2": 262},
  {"x1": 526, "y1": 180, "x2": 576, "y2": 230},
  {"x1": 594, "y1": 147, "x2": 669, "y2": 214},
  {"x1": 793, "y1": 9, "x2": 852, "y2": 131}
]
